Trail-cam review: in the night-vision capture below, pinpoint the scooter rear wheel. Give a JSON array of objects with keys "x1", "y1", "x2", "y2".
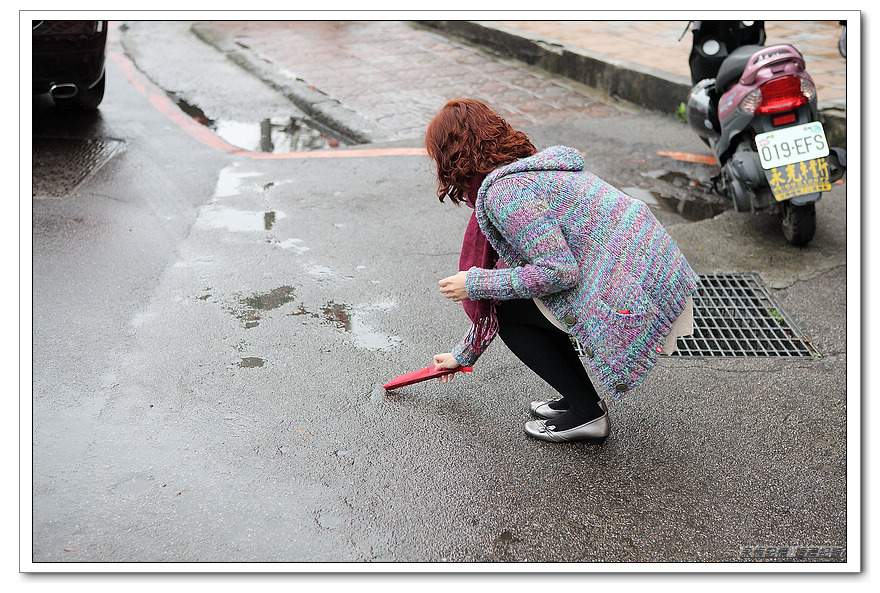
[{"x1": 781, "y1": 201, "x2": 816, "y2": 246}]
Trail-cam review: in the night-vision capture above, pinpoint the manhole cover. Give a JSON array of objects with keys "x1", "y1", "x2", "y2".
[
  {"x1": 674, "y1": 273, "x2": 819, "y2": 358},
  {"x1": 33, "y1": 136, "x2": 124, "y2": 199}
]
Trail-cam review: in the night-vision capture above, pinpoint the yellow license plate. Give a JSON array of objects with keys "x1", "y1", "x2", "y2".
[{"x1": 765, "y1": 157, "x2": 832, "y2": 202}]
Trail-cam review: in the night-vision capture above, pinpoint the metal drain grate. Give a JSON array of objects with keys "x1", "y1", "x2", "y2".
[
  {"x1": 570, "y1": 273, "x2": 818, "y2": 360},
  {"x1": 33, "y1": 136, "x2": 124, "y2": 199},
  {"x1": 673, "y1": 273, "x2": 819, "y2": 358}
]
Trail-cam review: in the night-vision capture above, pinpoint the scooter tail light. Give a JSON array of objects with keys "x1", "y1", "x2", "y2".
[
  {"x1": 800, "y1": 77, "x2": 817, "y2": 102},
  {"x1": 755, "y1": 75, "x2": 809, "y2": 114},
  {"x1": 740, "y1": 89, "x2": 761, "y2": 114}
]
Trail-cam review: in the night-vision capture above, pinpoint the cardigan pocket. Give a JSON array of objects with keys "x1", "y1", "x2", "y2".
[
  {"x1": 602, "y1": 306, "x2": 647, "y2": 330},
  {"x1": 595, "y1": 300, "x2": 650, "y2": 356},
  {"x1": 599, "y1": 309, "x2": 647, "y2": 341}
]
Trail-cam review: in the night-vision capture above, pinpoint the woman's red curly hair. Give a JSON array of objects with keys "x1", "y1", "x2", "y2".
[{"x1": 425, "y1": 99, "x2": 536, "y2": 204}]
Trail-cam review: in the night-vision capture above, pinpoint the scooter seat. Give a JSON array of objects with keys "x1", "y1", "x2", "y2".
[{"x1": 715, "y1": 44, "x2": 765, "y2": 93}]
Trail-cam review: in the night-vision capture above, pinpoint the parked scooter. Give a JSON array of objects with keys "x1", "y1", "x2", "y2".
[{"x1": 684, "y1": 21, "x2": 846, "y2": 245}]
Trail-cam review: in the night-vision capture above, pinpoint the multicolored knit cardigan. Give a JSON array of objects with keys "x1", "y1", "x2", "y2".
[{"x1": 451, "y1": 146, "x2": 700, "y2": 399}]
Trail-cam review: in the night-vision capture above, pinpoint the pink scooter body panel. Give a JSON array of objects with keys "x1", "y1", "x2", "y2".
[{"x1": 717, "y1": 44, "x2": 813, "y2": 121}]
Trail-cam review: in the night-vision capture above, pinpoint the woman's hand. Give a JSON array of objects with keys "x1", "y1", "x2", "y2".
[
  {"x1": 433, "y1": 352, "x2": 461, "y2": 383},
  {"x1": 439, "y1": 271, "x2": 469, "y2": 302}
]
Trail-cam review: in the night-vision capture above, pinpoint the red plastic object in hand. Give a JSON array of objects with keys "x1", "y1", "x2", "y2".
[{"x1": 382, "y1": 365, "x2": 474, "y2": 390}]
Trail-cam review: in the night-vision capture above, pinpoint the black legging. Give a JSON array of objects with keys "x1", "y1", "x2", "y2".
[{"x1": 496, "y1": 299, "x2": 603, "y2": 419}]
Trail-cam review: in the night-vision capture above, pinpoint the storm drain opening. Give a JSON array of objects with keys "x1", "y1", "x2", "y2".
[
  {"x1": 673, "y1": 273, "x2": 819, "y2": 358},
  {"x1": 570, "y1": 273, "x2": 819, "y2": 360},
  {"x1": 33, "y1": 136, "x2": 124, "y2": 199}
]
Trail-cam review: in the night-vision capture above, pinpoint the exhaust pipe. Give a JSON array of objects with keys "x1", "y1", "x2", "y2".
[{"x1": 49, "y1": 83, "x2": 78, "y2": 99}]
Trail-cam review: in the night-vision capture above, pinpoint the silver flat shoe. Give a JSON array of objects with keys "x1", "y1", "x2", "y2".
[
  {"x1": 524, "y1": 413, "x2": 610, "y2": 443},
  {"x1": 530, "y1": 398, "x2": 607, "y2": 419}
]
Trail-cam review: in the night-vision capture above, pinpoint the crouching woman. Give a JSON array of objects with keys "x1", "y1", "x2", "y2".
[{"x1": 426, "y1": 98, "x2": 699, "y2": 443}]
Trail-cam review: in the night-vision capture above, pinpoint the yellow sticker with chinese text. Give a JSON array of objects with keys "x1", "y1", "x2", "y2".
[{"x1": 765, "y1": 157, "x2": 832, "y2": 201}]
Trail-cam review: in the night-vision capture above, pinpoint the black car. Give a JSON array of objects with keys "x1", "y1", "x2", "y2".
[{"x1": 32, "y1": 20, "x2": 108, "y2": 109}]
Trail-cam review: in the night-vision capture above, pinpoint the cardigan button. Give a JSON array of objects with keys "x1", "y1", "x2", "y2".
[
  {"x1": 615, "y1": 384, "x2": 628, "y2": 393},
  {"x1": 562, "y1": 314, "x2": 577, "y2": 327},
  {"x1": 584, "y1": 345, "x2": 594, "y2": 358}
]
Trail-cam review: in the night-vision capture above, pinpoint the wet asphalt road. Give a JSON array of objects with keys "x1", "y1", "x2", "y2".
[{"x1": 29, "y1": 21, "x2": 849, "y2": 566}]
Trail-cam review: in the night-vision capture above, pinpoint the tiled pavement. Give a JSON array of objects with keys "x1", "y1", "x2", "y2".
[
  {"x1": 206, "y1": 20, "x2": 847, "y2": 143},
  {"x1": 498, "y1": 20, "x2": 847, "y2": 105},
  {"x1": 207, "y1": 20, "x2": 631, "y2": 141}
]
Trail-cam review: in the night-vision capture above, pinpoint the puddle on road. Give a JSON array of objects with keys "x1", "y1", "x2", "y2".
[
  {"x1": 197, "y1": 207, "x2": 286, "y2": 232},
  {"x1": 174, "y1": 96, "x2": 345, "y2": 153},
  {"x1": 624, "y1": 169, "x2": 728, "y2": 223},
  {"x1": 238, "y1": 357, "x2": 265, "y2": 368},
  {"x1": 213, "y1": 167, "x2": 263, "y2": 199},
  {"x1": 316, "y1": 512, "x2": 344, "y2": 530},
  {"x1": 226, "y1": 286, "x2": 401, "y2": 350},
  {"x1": 655, "y1": 193, "x2": 728, "y2": 222},
  {"x1": 232, "y1": 286, "x2": 297, "y2": 329},
  {"x1": 275, "y1": 238, "x2": 310, "y2": 254},
  {"x1": 306, "y1": 264, "x2": 336, "y2": 281},
  {"x1": 291, "y1": 300, "x2": 402, "y2": 351},
  {"x1": 244, "y1": 286, "x2": 297, "y2": 313},
  {"x1": 291, "y1": 301, "x2": 350, "y2": 330}
]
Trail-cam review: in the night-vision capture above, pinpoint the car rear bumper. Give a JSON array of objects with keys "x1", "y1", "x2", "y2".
[{"x1": 32, "y1": 20, "x2": 108, "y2": 94}]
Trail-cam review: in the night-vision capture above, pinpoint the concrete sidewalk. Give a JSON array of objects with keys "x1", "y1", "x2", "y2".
[
  {"x1": 191, "y1": 20, "x2": 632, "y2": 145},
  {"x1": 422, "y1": 20, "x2": 847, "y2": 147},
  {"x1": 192, "y1": 20, "x2": 847, "y2": 147},
  {"x1": 492, "y1": 20, "x2": 846, "y2": 106}
]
